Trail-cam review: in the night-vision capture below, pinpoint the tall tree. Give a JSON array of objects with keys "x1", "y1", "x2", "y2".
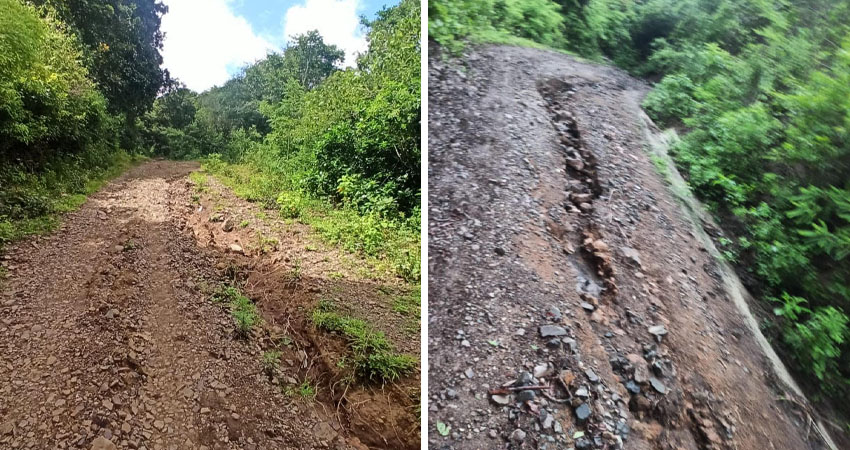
[{"x1": 33, "y1": 0, "x2": 170, "y2": 118}]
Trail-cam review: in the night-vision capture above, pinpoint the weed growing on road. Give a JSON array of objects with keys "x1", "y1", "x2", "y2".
[
  {"x1": 311, "y1": 300, "x2": 416, "y2": 383},
  {"x1": 262, "y1": 350, "x2": 281, "y2": 376},
  {"x1": 212, "y1": 285, "x2": 260, "y2": 337},
  {"x1": 188, "y1": 172, "x2": 208, "y2": 193}
]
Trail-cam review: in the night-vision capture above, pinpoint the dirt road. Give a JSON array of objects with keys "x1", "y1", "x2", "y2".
[
  {"x1": 427, "y1": 45, "x2": 831, "y2": 449},
  {"x1": 0, "y1": 160, "x2": 419, "y2": 449}
]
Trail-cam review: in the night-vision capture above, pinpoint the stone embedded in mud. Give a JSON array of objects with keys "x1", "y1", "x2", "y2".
[
  {"x1": 539, "y1": 325, "x2": 568, "y2": 337},
  {"x1": 229, "y1": 243, "x2": 243, "y2": 254},
  {"x1": 510, "y1": 429, "x2": 527, "y2": 443},
  {"x1": 545, "y1": 306, "x2": 562, "y2": 321},
  {"x1": 650, "y1": 377, "x2": 667, "y2": 394},
  {"x1": 625, "y1": 380, "x2": 641, "y2": 394},
  {"x1": 90, "y1": 436, "x2": 117, "y2": 450},
  {"x1": 585, "y1": 369, "x2": 600, "y2": 383},
  {"x1": 491, "y1": 394, "x2": 511, "y2": 406},
  {"x1": 580, "y1": 302, "x2": 595, "y2": 312},
  {"x1": 575, "y1": 403, "x2": 592, "y2": 422},
  {"x1": 221, "y1": 217, "x2": 235, "y2": 232},
  {"x1": 516, "y1": 390, "x2": 536, "y2": 402},
  {"x1": 648, "y1": 325, "x2": 668, "y2": 341},
  {"x1": 620, "y1": 246, "x2": 643, "y2": 268}
]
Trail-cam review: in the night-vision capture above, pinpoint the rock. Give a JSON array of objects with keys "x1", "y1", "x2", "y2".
[
  {"x1": 491, "y1": 394, "x2": 511, "y2": 405},
  {"x1": 90, "y1": 436, "x2": 117, "y2": 450},
  {"x1": 516, "y1": 390, "x2": 536, "y2": 402},
  {"x1": 625, "y1": 380, "x2": 641, "y2": 394},
  {"x1": 575, "y1": 438, "x2": 592, "y2": 450},
  {"x1": 575, "y1": 403, "x2": 592, "y2": 422},
  {"x1": 46, "y1": 356, "x2": 57, "y2": 365},
  {"x1": 517, "y1": 372, "x2": 535, "y2": 386},
  {"x1": 650, "y1": 377, "x2": 667, "y2": 394},
  {"x1": 509, "y1": 429, "x2": 527, "y2": 443},
  {"x1": 648, "y1": 325, "x2": 668, "y2": 337},
  {"x1": 580, "y1": 302, "x2": 595, "y2": 312},
  {"x1": 229, "y1": 244, "x2": 243, "y2": 253},
  {"x1": 0, "y1": 420, "x2": 13, "y2": 435},
  {"x1": 121, "y1": 423, "x2": 131, "y2": 433},
  {"x1": 545, "y1": 306, "x2": 562, "y2": 321},
  {"x1": 585, "y1": 369, "x2": 600, "y2": 383},
  {"x1": 153, "y1": 420, "x2": 165, "y2": 431},
  {"x1": 312, "y1": 422, "x2": 337, "y2": 441},
  {"x1": 222, "y1": 218, "x2": 235, "y2": 232},
  {"x1": 627, "y1": 354, "x2": 650, "y2": 384},
  {"x1": 541, "y1": 412, "x2": 554, "y2": 429},
  {"x1": 494, "y1": 247, "x2": 506, "y2": 256},
  {"x1": 533, "y1": 363, "x2": 550, "y2": 378},
  {"x1": 446, "y1": 388, "x2": 458, "y2": 399},
  {"x1": 575, "y1": 387, "x2": 589, "y2": 398},
  {"x1": 464, "y1": 368, "x2": 475, "y2": 379},
  {"x1": 620, "y1": 247, "x2": 643, "y2": 268},
  {"x1": 539, "y1": 325, "x2": 568, "y2": 337}
]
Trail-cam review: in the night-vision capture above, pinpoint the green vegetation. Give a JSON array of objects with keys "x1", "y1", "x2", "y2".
[
  {"x1": 311, "y1": 300, "x2": 416, "y2": 383},
  {"x1": 141, "y1": 0, "x2": 421, "y2": 282},
  {"x1": 262, "y1": 350, "x2": 282, "y2": 376},
  {"x1": 1, "y1": 0, "x2": 166, "y2": 247},
  {"x1": 212, "y1": 285, "x2": 260, "y2": 337},
  {"x1": 431, "y1": 0, "x2": 850, "y2": 400}
]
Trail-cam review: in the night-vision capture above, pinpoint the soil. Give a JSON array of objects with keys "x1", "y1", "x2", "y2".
[
  {"x1": 0, "y1": 160, "x2": 420, "y2": 449},
  {"x1": 427, "y1": 44, "x2": 836, "y2": 450}
]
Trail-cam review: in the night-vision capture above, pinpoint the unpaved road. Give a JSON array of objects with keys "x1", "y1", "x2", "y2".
[
  {"x1": 428, "y1": 45, "x2": 832, "y2": 449},
  {"x1": 0, "y1": 160, "x2": 419, "y2": 449}
]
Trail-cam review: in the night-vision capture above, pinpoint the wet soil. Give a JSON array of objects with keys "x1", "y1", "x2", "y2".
[{"x1": 427, "y1": 44, "x2": 830, "y2": 450}]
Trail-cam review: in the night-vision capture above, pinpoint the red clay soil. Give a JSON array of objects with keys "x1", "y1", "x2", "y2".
[{"x1": 0, "y1": 159, "x2": 420, "y2": 450}]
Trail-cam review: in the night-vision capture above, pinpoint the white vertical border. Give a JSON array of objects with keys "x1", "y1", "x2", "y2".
[{"x1": 420, "y1": 0, "x2": 429, "y2": 447}]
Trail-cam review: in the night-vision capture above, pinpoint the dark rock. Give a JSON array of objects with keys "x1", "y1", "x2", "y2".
[
  {"x1": 539, "y1": 325, "x2": 568, "y2": 337},
  {"x1": 650, "y1": 377, "x2": 666, "y2": 394},
  {"x1": 625, "y1": 380, "x2": 640, "y2": 394},
  {"x1": 575, "y1": 403, "x2": 592, "y2": 422},
  {"x1": 516, "y1": 390, "x2": 537, "y2": 402}
]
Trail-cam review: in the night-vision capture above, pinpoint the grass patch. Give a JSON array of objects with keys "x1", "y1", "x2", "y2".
[
  {"x1": 188, "y1": 171, "x2": 209, "y2": 192},
  {"x1": 262, "y1": 350, "x2": 281, "y2": 376},
  {"x1": 200, "y1": 160, "x2": 420, "y2": 282},
  {"x1": 649, "y1": 153, "x2": 672, "y2": 184},
  {"x1": 311, "y1": 300, "x2": 416, "y2": 383},
  {"x1": 212, "y1": 285, "x2": 260, "y2": 337},
  {"x1": 392, "y1": 285, "x2": 421, "y2": 317},
  {"x1": 0, "y1": 150, "x2": 143, "y2": 247}
]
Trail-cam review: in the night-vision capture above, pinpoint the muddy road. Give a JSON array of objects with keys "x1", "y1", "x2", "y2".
[
  {"x1": 0, "y1": 160, "x2": 420, "y2": 449},
  {"x1": 427, "y1": 45, "x2": 832, "y2": 449}
]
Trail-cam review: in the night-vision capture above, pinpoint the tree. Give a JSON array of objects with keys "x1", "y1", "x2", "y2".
[
  {"x1": 33, "y1": 0, "x2": 170, "y2": 118},
  {"x1": 282, "y1": 31, "x2": 345, "y2": 90}
]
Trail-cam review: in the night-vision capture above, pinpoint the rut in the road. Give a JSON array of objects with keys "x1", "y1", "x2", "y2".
[
  {"x1": 0, "y1": 161, "x2": 396, "y2": 450},
  {"x1": 427, "y1": 45, "x2": 826, "y2": 450}
]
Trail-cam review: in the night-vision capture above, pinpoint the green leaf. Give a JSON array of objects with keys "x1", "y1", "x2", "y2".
[{"x1": 437, "y1": 421, "x2": 450, "y2": 436}]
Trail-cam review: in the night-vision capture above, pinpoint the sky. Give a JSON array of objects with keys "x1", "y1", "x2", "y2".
[{"x1": 159, "y1": 0, "x2": 396, "y2": 92}]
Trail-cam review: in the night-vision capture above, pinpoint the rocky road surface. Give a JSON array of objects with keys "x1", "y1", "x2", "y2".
[
  {"x1": 0, "y1": 161, "x2": 359, "y2": 450},
  {"x1": 427, "y1": 45, "x2": 828, "y2": 450}
]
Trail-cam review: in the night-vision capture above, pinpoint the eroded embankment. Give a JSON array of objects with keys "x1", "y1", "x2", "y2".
[{"x1": 427, "y1": 44, "x2": 827, "y2": 450}]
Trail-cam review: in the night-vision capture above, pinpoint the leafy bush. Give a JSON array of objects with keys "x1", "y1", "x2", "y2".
[{"x1": 430, "y1": 0, "x2": 566, "y2": 52}]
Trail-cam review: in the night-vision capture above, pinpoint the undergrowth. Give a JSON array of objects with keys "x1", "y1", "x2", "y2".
[
  {"x1": 0, "y1": 150, "x2": 143, "y2": 247},
  {"x1": 311, "y1": 300, "x2": 416, "y2": 383},
  {"x1": 201, "y1": 158, "x2": 420, "y2": 282}
]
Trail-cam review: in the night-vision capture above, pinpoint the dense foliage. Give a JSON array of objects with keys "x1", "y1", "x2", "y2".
[
  {"x1": 0, "y1": 0, "x2": 160, "y2": 244},
  {"x1": 430, "y1": 0, "x2": 850, "y2": 397},
  {"x1": 145, "y1": 0, "x2": 421, "y2": 281}
]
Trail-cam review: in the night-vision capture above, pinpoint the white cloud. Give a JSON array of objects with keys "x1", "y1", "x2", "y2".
[
  {"x1": 160, "y1": 0, "x2": 274, "y2": 91},
  {"x1": 283, "y1": 0, "x2": 367, "y2": 67}
]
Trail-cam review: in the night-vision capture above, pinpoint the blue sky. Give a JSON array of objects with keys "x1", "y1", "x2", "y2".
[{"x1": 160, "y1": 0, "x2": 398, "y2": 92}]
